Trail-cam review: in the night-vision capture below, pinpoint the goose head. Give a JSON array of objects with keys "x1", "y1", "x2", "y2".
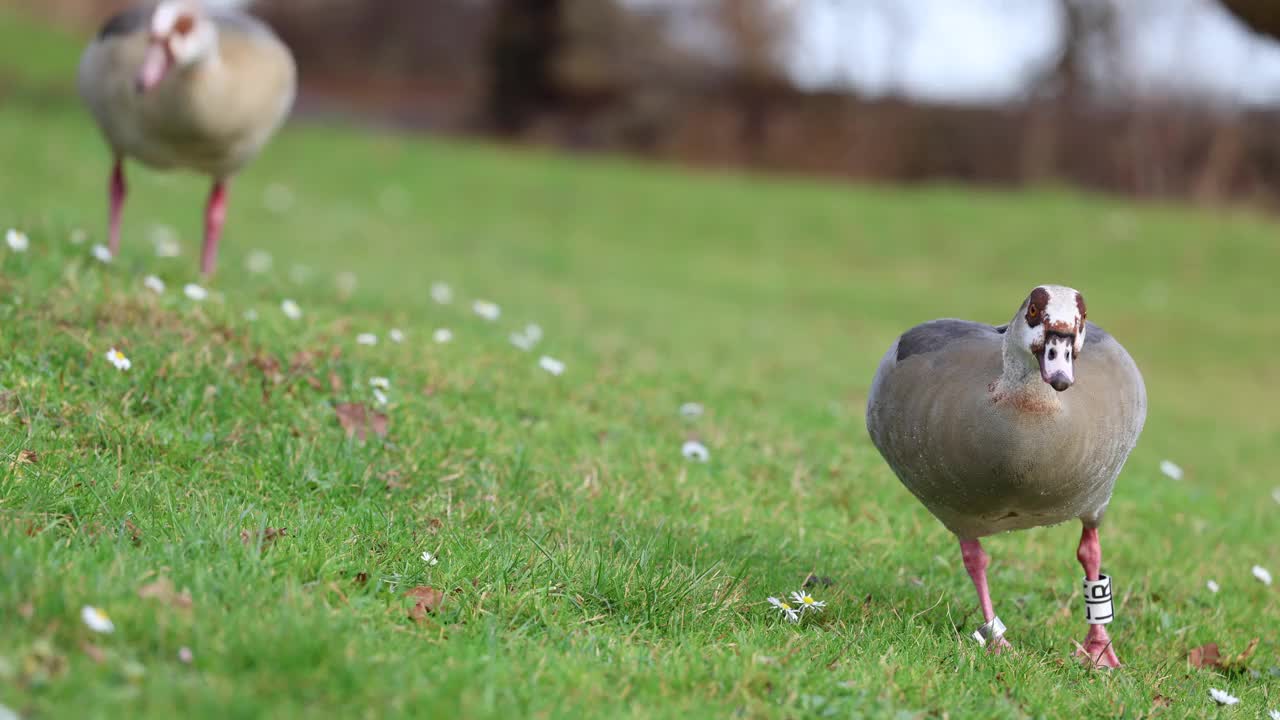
[
  {"x1": 1006, "y1": 285, "x2": 1087, "y2": 392},
  {"x1": 136, "y1": 1, "x2": 219, "y2": 93}
]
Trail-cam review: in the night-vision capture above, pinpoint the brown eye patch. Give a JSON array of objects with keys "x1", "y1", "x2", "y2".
[
  {"x1": 1025, "y1": 286, "x2": 1049, "y2": 327},
  {"x1": 174, "y1": 14, "x2": 195, "y2": 36}
]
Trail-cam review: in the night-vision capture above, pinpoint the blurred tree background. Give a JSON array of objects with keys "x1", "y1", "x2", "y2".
[{"x1": 14, "y1": 0, "x2": 1280, "y2": 208}]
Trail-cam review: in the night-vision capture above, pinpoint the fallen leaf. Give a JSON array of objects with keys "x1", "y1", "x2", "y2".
[
  {"x1": 329, "y1": 372, "x2": 344, "y2": 393},
  {"x1": 1151, "y1": 694, "x2": 1172, "y2": 709},
  {"x1": 289, "y1": 350, "x2": 317, "y2": 372},
  {"x1": 334, "y1": 403, "x2": 389, "y2": 441},
  {"x1": 426, "y1": 518, "x2": 443, "y2": 534},
  {"x1": 240, "y1": 527, "x2": 288, "y2": 548},
  {"x1": 124, "y1": 518, "x2": 142, "y2": 545},
  {"x1": 305, "y1": 376, "x2": 323, "y2": 391},
  {"x1": 354, "y1": 572, "x2": 369, "y2": 586},
  {"x1": 251, "y1": 353, "x2": 283, "y2": 383},
  {"x1": 137, "y1": 577, "x2": 193, "y2": 610},
  {"x1": 81, "y1": 641, "x2": 106, "y2": 664},
  {"x1": 15, "y1": 449, "x2": 38, "y2": 465},
  {"x1": 405, "y1": 586, "x2": 445, "y2": 621},
  {"x1": 1188, "y1": 643, "x2": 1221, "y2": 669}
]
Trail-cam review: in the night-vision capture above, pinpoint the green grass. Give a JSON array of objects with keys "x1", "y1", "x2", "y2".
[{"x1": 2, "y1": 9, "x2": 1279, "y2": 720}]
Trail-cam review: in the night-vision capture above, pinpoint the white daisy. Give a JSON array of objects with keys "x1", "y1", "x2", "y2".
[
  {"x1": 280, "y1": 299, "x2": 302, "y2": 320},
  {"x1": 767, "y1": 596, "x2": 800, "y2": 623},
  {"x1": 510, "y1": 332, "x2": 536, "y2": 351},
  {"x1": 539, "y1": 355, "x2": 565, "y2": 376},
  {"x1": 243, "y1": 309, "x2": 259, "y2": 322},
  {"x1": 246, "y1": 250, "x2": 273, "y2": 274},
  {"x1": 433, "y1": 328, "x2": 453, "y2": 344},
  {"x1": 1209, "y1": 688, "x2": 1240, "y2": 706},
  {"x1": 91, "y1": 244, "x2": 113, "y2": 263},
  {"x1": 5, "y1": 229, "x2": 29, "y2": 252},
  {"x1": 1159, "y1": 460, "x2": 1183, "y2": 480},
  {"x1": 183, "y1": 283, "x2": 208, "y2": 301},
  {"x1": 1253, "y1": 565, "x2": 1272, "y2": 586},
  {"x1": 1207, "y1": 579, "x2": 1220, "y2": 593},
  {"x1": 70, "y1": 228, "x2": 87, "y2": 245},
  {"x1": 473, "y1": 300, "x2": 501, "y2": 321},
  {"x1": 681, "y1": 440, "x2": 710, "y2": 462},
  {"x1": 790, "y1": 590, "x2": 827, "y2": 613},
  {"x1": 1269, "y1": 710, "x2": 1280, "y2": 720},
  {"x1": 81, "y1": 605, "x2": 115, "y2": 634},
  {"x1": 389, "y1": 328, "x2": 405, "y2": 343},
  {"x1": 143, "y1": 275, "x2": 166, "y2": 294},
  {"x1": 105, "y1": 348, "x2": 131, "y2": 371},
  {"x1": 336, "y1": 271, "x2": 358, "y2": 297},
  {"x1": 356, "y1": 333, "x2": 377, "y2": 346},
  {"x1": 263, "y1": 183, "x2": 295, "y2": 214},
  {"x1": 373, "y1": 388, "x2": 389, "y2": 406},
  {"x1": 431, "y1": 282, "x2": 453, "y2": 304},
  {"x1": 421, "y1": 551, "x2": 439, "y2": 566},
  {"x1": 150, "y1": 225, "x2": 180, "y2": 257},
  {"x1": 0, "y1": 702, "x2": 20, "y2": 720},
  {"x1": 679, "y1": 402, "x2": 704, "y2": 418},
  {"x1": 1272, "y1": 487, "x2": 1280, "y2": 505},
  {"x1": 523, "y1": 324, "x2": 543, "y2": 342},
  {"x1": 369, "y1": 377, "x2": 391, "y2": 390}
]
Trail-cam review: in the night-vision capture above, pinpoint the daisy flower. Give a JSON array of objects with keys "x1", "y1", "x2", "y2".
[
  {"x1": 767, "y1": 596, "x2": 800, "y2": 623},
  {"x1": 91, "y1": 244, "x2": 113, "y2": 263},
  {"x1": 1269, "y1": 710, "x2": 1280, "y2": 720},
  {"x1": 373, "y1": 388, "x2": 389, "y2": 406},
  {"x1": 523, "y1": 324, "x2": 543, "y2": 342},
  {"x1": 5, "y1": 228, "x2": 29, "y2": 252},
  {"x1": 539, "y1": 355, "x2": 565, "y2": 376},
  {"x1": 1159, "y1": 460, "x2": 1183, "y2": 480},
  {"x1": 422, "y1": 551, "x2": 439, "y2": 566},
  {"x1": 1253, "y1": 565, "x2": 1272, "y2": 586},
  {"x1": 681, "y1": 440, "x2": 710, "y2": 463},
  {"x1": 105, "y1": 348, "x2": 132, "y2": 371},
  {"x1": 81, "y1": 605, "x2": 115, "y2": 634},
  {"x1": 356, "y1": 333, "x2": 377, "y2": 346},
  {"x1": 143, "y1": 275, "x2": 166, "y2": 294},
  {"x1": 433, "y1": 328, "x2": 453, "y2": 344},
  {"x1": 679, "y1": 402, "x2": 704, "y2": 418},
  {"x1": 1209, "y1": 688, "x2": 1240, "y2": 706},
  {"x1": 1206, "y1": 579, "x2": 1220, "y2": 593},
  {"x1": 246, "y1": 250, "x2": 273, "y2": 274},
  {"x1": 336, "y1": 271, "x2": 358, "y2": 297},
  {"x1": 183, "y1": 283, "x2": 208, "y2": 301},
  {"x1": 389, "y1": 328, "x2": 405, "y2": 343},
  {"x1": 369, "y1": 377, "x2": 390, "y2": 390},
  {"x1": 473, "y1": 300, "x2": 500, "y2": 321},
  {"x1": 1272, "y1": 487, "x2": 1280, "y2": 505},
  {"x1": 790, "y1": 590, "x2": 827, "y2": 613},
  {"x1": 510, "y1": 332, "x2": 536, "y2": 351},
  {"x1": 431, "y1": 282, "x2": 453, "y2": 304},
  {"x1": 280, "y1": 299, "x2": 302, "y2": 320},
  {"x1": 150, "y1": 225, "x2": 180, "y2": 257}
]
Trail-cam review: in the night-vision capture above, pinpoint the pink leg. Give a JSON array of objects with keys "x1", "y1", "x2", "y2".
[
  {"x1": 201, "y1": 180, "x2": 229, "y2": 278},
  {"x1": 1075, "y1": 526, "x2": 1121, "y2": 668},
  {"x1": 960, "y1": 539, "x2": 1010, "y2": 652},
  {"x1": 109, "y1": 159, "x2": 126, "y2": 257}
]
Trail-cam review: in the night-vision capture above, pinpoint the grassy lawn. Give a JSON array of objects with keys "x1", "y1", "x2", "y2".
[{"x1": 2, "y1": 8, "x2": 1279, "y2": 719}]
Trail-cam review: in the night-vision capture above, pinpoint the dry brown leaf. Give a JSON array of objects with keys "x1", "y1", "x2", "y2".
[
  {"x1": 240, "y1": 527, "x2": 289, "y2": 549},
  {"x1": 1188, "y1": 643, "x2": 1220, "y2": 668},
  {"x1": 16, "y1": 449, "x2": 38, "y2": 465},
  {"x1": 81, "y1": 641, "x2": 106, "y2": 664},
  {"x1": 329, "y1": 372, "x2": 344, "y2": 393},
  {"x1": 426, "y1": 518, "x2": 443, "y2": 534},
  {"x1": 354, "y1": 572, "x2": 369, "y2": 586},
  {"x1": 252, "y1": 353, "x2": 283, "y2": 383},
  {"x1": 406, "y1": 586, "x2": 445, "y2": 622},
  {"x1": 334, "y1": 403, "x2": 389, "y2": 441},
  {"x1": 138, "y1": 577, "x2": 193, "y2": 610},
  {"x1": 290, "y1": 350, "x2": 318, "y2": 372},
  {"x1": 305, "y1": 376, "x2": 323, "y2": 391},
  {"x1": 124, "y1": 518, "x2": 143, "y2": 546},
  {"x1": 1151, "y1": 694, "x2": 1172, "y2": 709}
]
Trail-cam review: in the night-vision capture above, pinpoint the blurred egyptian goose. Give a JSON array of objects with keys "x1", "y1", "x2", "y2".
[
  {"x1": 866, "y1": 286, "x2": 1146, "y2": 668},
  {"x1": 78, "y1": 0, "x2": 296, "y2": 277}
]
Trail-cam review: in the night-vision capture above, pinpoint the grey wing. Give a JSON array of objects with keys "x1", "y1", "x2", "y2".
[
  {"x1": 97, "y1": 5, "x2": 154, "y2": 40},
  {"x1": 1081, "y1": 321, "x2": 1147, "y2": 444}
]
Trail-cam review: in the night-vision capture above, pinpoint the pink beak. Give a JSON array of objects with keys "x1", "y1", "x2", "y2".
[{"x1": 136, "y1": 41, "x2": 171, "y2": 93}]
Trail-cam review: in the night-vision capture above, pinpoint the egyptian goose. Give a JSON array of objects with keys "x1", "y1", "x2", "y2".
[
  {"x1": 865, "y1": 285, "x2": 1146, "y2": 668},
  {"x1": 78, "y1": 0, "x2": 296, "y2": 277}
]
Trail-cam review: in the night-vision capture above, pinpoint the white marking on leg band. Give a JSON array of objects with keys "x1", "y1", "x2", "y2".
[
  {"x1": 971, "y1": 616, "x2": 1006, "y2": 646},
  {"x1": 1083, "y1": 574, "x2": 1114, "y2": 625}
]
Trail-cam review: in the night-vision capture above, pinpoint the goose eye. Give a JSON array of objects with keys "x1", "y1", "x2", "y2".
[{"x1": 1027, "y1": 306, "x2": 1038, "y2": 317}]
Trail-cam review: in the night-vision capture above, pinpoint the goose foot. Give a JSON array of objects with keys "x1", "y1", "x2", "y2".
[{"x1": 1074, "y1": 625, "x2": 1120, "y2": 669}]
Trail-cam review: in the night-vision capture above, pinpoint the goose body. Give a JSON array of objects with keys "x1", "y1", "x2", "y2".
[
  {"x1": 865, "y1": 286, "x2": 1146, "y2": 668},
  {"x1": 77, "y1": 1, "x2": 296, "y2": 276}
]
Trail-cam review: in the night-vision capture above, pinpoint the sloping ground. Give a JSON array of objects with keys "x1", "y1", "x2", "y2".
[{"x1": 2, "y1": 8, "x2": 1279, "y2": 719}]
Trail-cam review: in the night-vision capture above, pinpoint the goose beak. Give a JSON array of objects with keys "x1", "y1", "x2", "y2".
[
  {"x1": 1038, "y1": 334, "x2": 1075, "y2": 392},
  {"x1": 136, "y1": 41, "x2": 172, "y2": 93}
]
